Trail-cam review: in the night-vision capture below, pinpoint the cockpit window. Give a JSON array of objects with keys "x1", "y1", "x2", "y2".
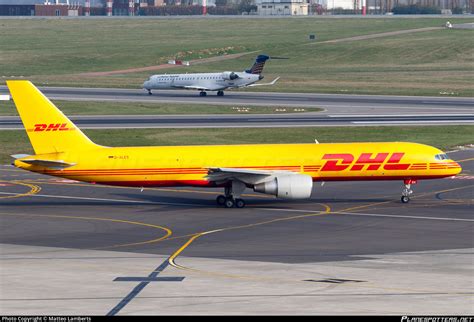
[{"x1": 435, "y1": 153, "x2": 449, "y2": 161}]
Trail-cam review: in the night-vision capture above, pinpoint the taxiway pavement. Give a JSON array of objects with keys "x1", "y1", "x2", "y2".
[
  {"x1": 1, "y1": 113, "x2": 474, "y2": 129},
  {"x1": 0, "y1": 149, "x2": 472, "y2": 315}
]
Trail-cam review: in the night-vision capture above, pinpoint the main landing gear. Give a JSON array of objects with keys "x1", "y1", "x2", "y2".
[
  {"x1": 217, "y1": 90, "x2": 224, "y2": 96},
  {"x1": 216, "y1": 181, "x2": 246, "y2": 208},
  {"x1": 401, "y1": 179, "x2": 417, "y2": 203},
  {"x1": 199, "y1": 91, "x2": 207, "y2": 97}
]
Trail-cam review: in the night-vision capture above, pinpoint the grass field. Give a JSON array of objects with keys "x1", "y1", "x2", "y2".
[
  {"x1": 1, "y1": 17, "x2": 473, "y2": 96},
  {"x1": 1, "y1": 125, "x2": 472, "y2": 164},
  {"x1": 0, "y1": 100, "x2": 321, "y2": 116}
]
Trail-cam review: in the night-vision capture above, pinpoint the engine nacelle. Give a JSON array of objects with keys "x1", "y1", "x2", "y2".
[
  {"x1": 253, "y1": 174, "x2": 313, "y2": 199},
  {"x1": 222, "y1": 71, "x2": 239, "y2": 80}
]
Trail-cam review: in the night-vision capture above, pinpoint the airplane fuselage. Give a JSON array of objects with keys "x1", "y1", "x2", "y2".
[
  {"x1": 7, "y1": 80, "x2": 462, "y2": 207},
  {"x1": 16, "y1": 142, "x2": 461, "y2": 188},
  {"x1": 142, "y1": 72, "x2": 261, "y2": 92}
]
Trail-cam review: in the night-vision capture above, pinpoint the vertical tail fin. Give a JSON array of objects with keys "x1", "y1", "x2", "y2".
[
  {"x1": 245, "y1": 55, "x2": 270, "y2": 75},
  {"x1": 7, "y1": 80, "x2": 99, "y2": 155}
]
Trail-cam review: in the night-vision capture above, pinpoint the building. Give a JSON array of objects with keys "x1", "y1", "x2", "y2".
[
  {"x1": 256, "y1": 0, "x2": 309, "y2": 15},
  {"x1": 0, "y1": 4, "x2": 35, "y2": 15},
  {"x1": 322, "y1": 0, "x2": 367, "y2": 10},
  {"x1": 139, "y1": 0, "x2": 164, "y2": 6},
  {"x1": 0, "y1": 4, "x2": 83, "y2": 16},
  {"x1": 35, "y1": 4, "x2": 83, "y2": 16}
]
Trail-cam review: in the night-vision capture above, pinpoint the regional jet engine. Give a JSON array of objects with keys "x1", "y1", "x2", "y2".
[
  {"x1": 253, "y1": 174, "x2": 313, "y2": 199},
  {"x1": 222, "y1": 72, "x2": 239, "y2": 80}
]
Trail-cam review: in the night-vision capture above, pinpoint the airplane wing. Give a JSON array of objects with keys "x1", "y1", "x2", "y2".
[
  {"x1": 206, "y1": 167, "x2": 291, "y2": 185},
  {"x1": 173, "y1": 85, "x2": 227, "y2": 91},
  {"x1": 243, "y1": 77, "x2": 281, "y2": 88},
  {"x1": 171, "y1": 85, "x2": 211, "y2": 91}
]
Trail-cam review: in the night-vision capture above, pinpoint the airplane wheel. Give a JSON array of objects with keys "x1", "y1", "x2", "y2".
[
  {"x1": 148, "y1": 91, "x2": 152, "y2": 95},
  {"x1": 235, "y1": 198, "x2": 245, "y2": 208},
  {"x1": 401, "y1": 196, "x2": 410, "y2": 203},
  {"x1": 224, "y1": 198, "x2": 235, "y2": 208},
  {"x1": 217, "y1": 91, "x2": 224, "y2": 96},
  {"x1": 199, "y1": 92, "x2": 207, "y2": 97},
  {"x1": 216, "y1": 195, "x2": 226, "y2": 206}
]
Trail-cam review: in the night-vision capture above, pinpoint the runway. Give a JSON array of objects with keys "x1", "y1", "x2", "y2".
[
  {"x1": 1, "y1": 85, "x2": 474, "y2": 113},
  {"x1": 1, "y1": 149, "x2": 472, "y2": 315},
  {"x1": 1, "y1": 113, "x2": 474, "y2": 129},
  {"x1": 1, "y1": 86, "x2": 473, "y2": 128}
]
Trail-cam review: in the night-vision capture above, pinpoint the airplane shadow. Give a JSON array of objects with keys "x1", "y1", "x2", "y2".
[{"x1": 0, "y1": 192, "x2": 394, "y2": 209}]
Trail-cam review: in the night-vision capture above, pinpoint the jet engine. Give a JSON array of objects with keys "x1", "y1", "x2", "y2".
[
  {"x1": 253, "y1": 174, "x2": 313, "y2": 199},
  {"x1": 222, "y1": 72, "x2": 239, "y2": 80}
]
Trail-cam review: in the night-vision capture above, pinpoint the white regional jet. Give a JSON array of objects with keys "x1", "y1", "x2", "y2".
[{"x1": 142, "y1": 54, "x2": 280, "y2": 97}]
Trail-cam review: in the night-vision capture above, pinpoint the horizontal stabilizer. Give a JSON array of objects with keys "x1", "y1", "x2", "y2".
[
  {"x1": 11, "y1": 154, "x2": 31, "y2": 159},
  {"x1": 246, "y1": 77, "x2": 280, "y2": 87},
  {"x1": 18, "y1": 159, "x2": 76, "y2": 170}
]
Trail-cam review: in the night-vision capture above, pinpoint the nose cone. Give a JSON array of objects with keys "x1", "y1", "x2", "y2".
[
  {"x1": 451, "y1": 161, "x2": 462, "y2": 175},
  {"x1": 439, "y1": 160, "x2": 462, "y2": 177},
  {"x1": 143, "y1": 80, "x2": 150, "y2": 89}
]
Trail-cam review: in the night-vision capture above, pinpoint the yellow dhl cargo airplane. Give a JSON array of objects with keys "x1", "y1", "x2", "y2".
[{"x1": 7, "y1": 81, "x2": 462, "y2": 208}]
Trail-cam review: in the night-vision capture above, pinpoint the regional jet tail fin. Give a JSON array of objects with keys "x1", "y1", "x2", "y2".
[
  {"x1": 245, "y1": 55, "x2": 270, "y2": 75},
  {"x1": 6, "y1": 81, "x2": 99, "y2": 155}
]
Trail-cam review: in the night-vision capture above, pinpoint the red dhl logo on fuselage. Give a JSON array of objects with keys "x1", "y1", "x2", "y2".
[
  {"x1": 321, "y1": 153, "x2": 410, "y2": 171},
  {"x1": 28, "y1": 123, "x2": 75, "y2": 132}
]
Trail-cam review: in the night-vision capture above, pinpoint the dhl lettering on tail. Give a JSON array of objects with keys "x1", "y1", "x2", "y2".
[
  {"x1": 321, "y1": 152, "x2": 410, "y2": 171},
  {"x1": 29, "y1": 123, "x2": 75, "y2": 132}
]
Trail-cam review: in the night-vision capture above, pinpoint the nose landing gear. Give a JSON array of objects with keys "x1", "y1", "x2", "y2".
[{"x1": 401, "y1": 179, "x2": 417, "y2": 203}]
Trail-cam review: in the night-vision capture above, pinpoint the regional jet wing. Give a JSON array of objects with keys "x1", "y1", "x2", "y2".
[
  {"x1": 172, "y1": 85, "x2": 210, "y2": 90},
  {"x1": 172, "y1": 85, "x2": 226, "y2": 91}
]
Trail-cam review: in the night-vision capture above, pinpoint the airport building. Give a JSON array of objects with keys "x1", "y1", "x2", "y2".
[{"x1": 256, "y1": 0, "x2": 309, "y2": 15}]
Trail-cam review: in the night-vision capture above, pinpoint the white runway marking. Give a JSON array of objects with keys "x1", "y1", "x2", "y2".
[
  {"x1": 259, "y1": 208, "x2": 473, "y2": 222},
  {"x1": 353, "y1": 120, "x2": 474, "y2": 124},
  {"x1": 0, "y1": 191, "x2": 201, "y2": 207},
  {"x1": 1, "y1": 192, "x2": 471, "y2": 222},
  {"x1": 336, "y1": 211, "x2": 474, "y2": 222}
]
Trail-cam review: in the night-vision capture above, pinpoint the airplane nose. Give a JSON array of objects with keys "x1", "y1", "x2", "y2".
[
  {"x1": 447, "y1": 161, "x2": 462, "y2": 176},
  {"x1": 142, "y1": 81, "x2": 149, "y2": 89},
  {"x1": 453, "y1": 162, "x2": 462, "y2": 174}
]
